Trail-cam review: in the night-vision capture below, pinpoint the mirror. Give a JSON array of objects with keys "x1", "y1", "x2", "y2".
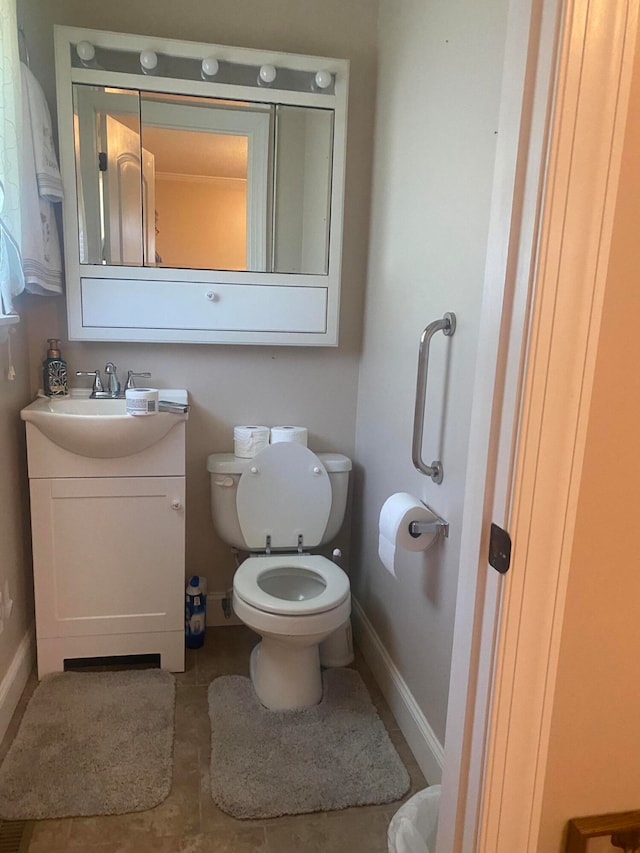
[
  {"x1": 55, "y1": 26, "x2": 348, "y2": 345},
  {"x1": 73, "y1": 85, "x2": 333, "y2": 275}
]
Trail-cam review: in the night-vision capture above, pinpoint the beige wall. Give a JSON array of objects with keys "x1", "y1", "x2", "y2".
[
  {"x1": 155, "y1": 177, "x2": 246, "y2": 271},
  {"x1": 352, "y1": 0, "x2": 508, "y2": 751},
  {"x1": 0, "y1": 321, "x2": 34, "y2": 682},
  {"x1": 17, "y1": 0, "x2": 377, "y2": 597},
  {"x1": 537, "y1": 19, "x2": 640, "y2": 851}
]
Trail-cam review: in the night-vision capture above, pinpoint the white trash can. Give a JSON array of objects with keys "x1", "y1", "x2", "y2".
[{"x1": 388, "y1": 784, "x2": 441, "y2": 853}]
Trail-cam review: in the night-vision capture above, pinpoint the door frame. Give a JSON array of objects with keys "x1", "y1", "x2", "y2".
[{"x1": 436, "y1": 0, "x2": 640, "y2": 849}]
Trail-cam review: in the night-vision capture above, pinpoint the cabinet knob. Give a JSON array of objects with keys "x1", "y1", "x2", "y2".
[
  {"x1": 206, "y1": 290, "x2": 218, "y2": 302},
  {"x1": 313, "y1": 466, "x2": 321, "y2": 475},
  {"x1": 171, "y1": 499, "x2": 182, "y2": 510}
]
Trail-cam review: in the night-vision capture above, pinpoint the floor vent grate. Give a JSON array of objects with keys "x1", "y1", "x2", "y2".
[{"x1": 0, "y1": 820, "x2": 33, "y2": 853}]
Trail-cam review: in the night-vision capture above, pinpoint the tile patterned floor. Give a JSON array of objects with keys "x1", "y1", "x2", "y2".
[{"x1": 0, "y1": 627, "x2": 427, "y2": 852}]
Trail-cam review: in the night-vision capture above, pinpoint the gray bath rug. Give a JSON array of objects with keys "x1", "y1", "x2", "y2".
[
  {"x1": 208, "y1": 667, "x2": 410, "y2": 819},
  {"x1": 0, "y1": 669, "x2": 175, "y2": 820}
]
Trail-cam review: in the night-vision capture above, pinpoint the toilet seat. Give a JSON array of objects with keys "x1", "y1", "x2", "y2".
[{"x1": 233, "y1": 554, "x2": 350, "y2": 616}]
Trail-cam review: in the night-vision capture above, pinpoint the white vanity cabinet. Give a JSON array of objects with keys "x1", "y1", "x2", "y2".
[{"x1": 24, "y1": 401, "x2": 187, "y2": 678}]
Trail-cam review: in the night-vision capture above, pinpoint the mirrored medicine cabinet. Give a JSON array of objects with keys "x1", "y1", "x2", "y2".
[{"x1": 54, "y1": 27, "x2": 349, "y2": 345}]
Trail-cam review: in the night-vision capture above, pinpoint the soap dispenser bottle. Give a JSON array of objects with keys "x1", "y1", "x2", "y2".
[{"x1": 42, "y1": 339, "x2": 68, "y2": 396}]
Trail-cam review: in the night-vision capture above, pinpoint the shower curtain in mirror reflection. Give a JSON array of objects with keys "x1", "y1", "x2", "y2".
[{"x1": 0, "y1": 0, "x2": 24, "y2": 315}]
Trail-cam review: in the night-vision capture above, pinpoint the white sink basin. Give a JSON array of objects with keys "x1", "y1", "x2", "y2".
[{"x1": 21, "y1": 390, "x2": 189, "y2": 458}]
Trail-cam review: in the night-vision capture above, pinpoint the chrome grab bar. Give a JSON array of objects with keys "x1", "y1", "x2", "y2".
[{"x1": 412, "y1": 312, "x2": 456, "y2": 483}]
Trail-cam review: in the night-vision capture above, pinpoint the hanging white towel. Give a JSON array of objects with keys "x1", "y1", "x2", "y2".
[
  {"x1": 0, "y1": 221, "x2": 24, "y2": 315},
  {"x1": 20, "y1": 63, "x2": 64, "y2": 296}
]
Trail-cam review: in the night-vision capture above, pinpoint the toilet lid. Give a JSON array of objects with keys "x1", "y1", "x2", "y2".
[{"x1": 236, "y1": 442, "x2": 331, "y2": 550}]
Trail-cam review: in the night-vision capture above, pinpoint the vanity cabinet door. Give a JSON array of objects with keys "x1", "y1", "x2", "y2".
[{"x1": 30, "y1": 476, "x2": 185, "y2": 641}]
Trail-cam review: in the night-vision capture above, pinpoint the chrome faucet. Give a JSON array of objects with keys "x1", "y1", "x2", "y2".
[
  {"x1": 104, "y1": 362, "x2": 121, "y2": 398},
  {"x1": 125, "y1": 370, "x2": 152, "y2": 389},
  {"x1": 75, "y1": 369, "x2": 104, "y2": 395},
  {"x1": 76, "y1": 365, "x2": 151, "y2": 397}
]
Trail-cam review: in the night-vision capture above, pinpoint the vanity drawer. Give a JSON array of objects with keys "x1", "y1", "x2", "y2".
[{"x1": 81, "y1": 278, "x2": 328, "y2": 334}]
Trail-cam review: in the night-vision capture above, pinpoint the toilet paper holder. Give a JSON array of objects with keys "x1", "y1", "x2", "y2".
[{"x1": 408, "y1": 506, "x2": 449, "y2": 539}]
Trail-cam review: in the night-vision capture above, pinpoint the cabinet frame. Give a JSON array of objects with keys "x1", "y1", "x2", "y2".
[{"x1": 54, "y1": 26, "x2": 349, "y2": 346}]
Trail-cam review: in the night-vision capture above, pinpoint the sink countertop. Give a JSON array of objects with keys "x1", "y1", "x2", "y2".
[{"x1": 34, "y1": 388, "x2": 189, "y2": 404}]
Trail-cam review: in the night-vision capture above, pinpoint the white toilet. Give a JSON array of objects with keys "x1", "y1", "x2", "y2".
[{"x1": 207, "y1": 441, "x2": 352, "y2": 711}]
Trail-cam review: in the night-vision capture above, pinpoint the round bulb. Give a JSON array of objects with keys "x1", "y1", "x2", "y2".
[
  {"x1": 259, "y1": 64, "x2": 277, "y2": 84},
  {"x1": 76, "y1": 41, "x2": 95, "y2": 63},
  {"x1": 139, "y1": 50, "x2": 158, "y2": 71},
  {"x1": 201, "y1": 57, "x2": 219, "y2": 77},
  {"x1": 315, "y1": 70, "x2": 332, "y2": 89}
]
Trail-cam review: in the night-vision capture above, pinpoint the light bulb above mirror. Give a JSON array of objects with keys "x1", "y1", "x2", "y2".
[
  {"x1": 139, "y1": 50, "x2": 158, "y2": 72},
  {"x1": 76, "y1": 41, "x2": 96, "y2": 63},
  {"x1": 258, "y1": 64, "x2": 277, "y2": 85},
  {"x1": 201, "y1": 57, "x2": 219, "y2": 78},
  {"x1": 314, "y1": 70, "x2": 332, "y2": 89}
]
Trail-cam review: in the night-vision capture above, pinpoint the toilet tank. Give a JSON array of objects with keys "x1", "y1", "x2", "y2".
[{"x1": 207, "y1": 451, "x2": 351, "y2": 552}]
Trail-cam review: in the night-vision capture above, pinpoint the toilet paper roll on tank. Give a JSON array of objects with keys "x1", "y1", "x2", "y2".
[
  {"x1": 270, "y1": 425, "x2": 308, "y2": 446},
  {"x1": 232, "y1": 424, "x2": 309, "y2": 457},
  {"x1": 378, "y1": 492, "x2": 442, "y2": 577},
  {"x1": 233, "y1": 425, "x2": 270, "y2": 458}
]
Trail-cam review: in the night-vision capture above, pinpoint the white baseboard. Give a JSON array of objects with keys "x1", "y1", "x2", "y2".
[
  {"x1": 206, "y1": 592, "x2": 243, "y2": 627},
  {"x1": 352, "y1": 598, "x2": 444, "y2": 785},
  {"x1": 0, "y1": 625, "x2": 35, "y2": 745}
]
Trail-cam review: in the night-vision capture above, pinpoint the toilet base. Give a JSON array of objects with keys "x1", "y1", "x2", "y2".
[
  {"x1": 250, "y1": 638, "x2": 322, "y2": 711},
  {"x1": 319, "y1": 618, "x2": 354, "y2": 667}
]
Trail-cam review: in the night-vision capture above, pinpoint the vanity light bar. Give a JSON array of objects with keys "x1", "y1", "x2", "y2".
[{"x1": 72, "y1": 42, "x2": 335, "y2": 95}]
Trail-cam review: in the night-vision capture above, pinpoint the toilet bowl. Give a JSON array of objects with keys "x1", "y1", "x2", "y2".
[
  {"x1": 207, "y1": 442, "x2": 353, "y2": 710},
  {"x1": 233, "y1": 555, "x2": 351, "y2": 709}
]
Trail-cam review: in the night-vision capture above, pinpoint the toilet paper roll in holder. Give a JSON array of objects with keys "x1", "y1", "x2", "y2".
[{"x1": 408, "y1": 506, "x2": 449, "y2": 540}]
